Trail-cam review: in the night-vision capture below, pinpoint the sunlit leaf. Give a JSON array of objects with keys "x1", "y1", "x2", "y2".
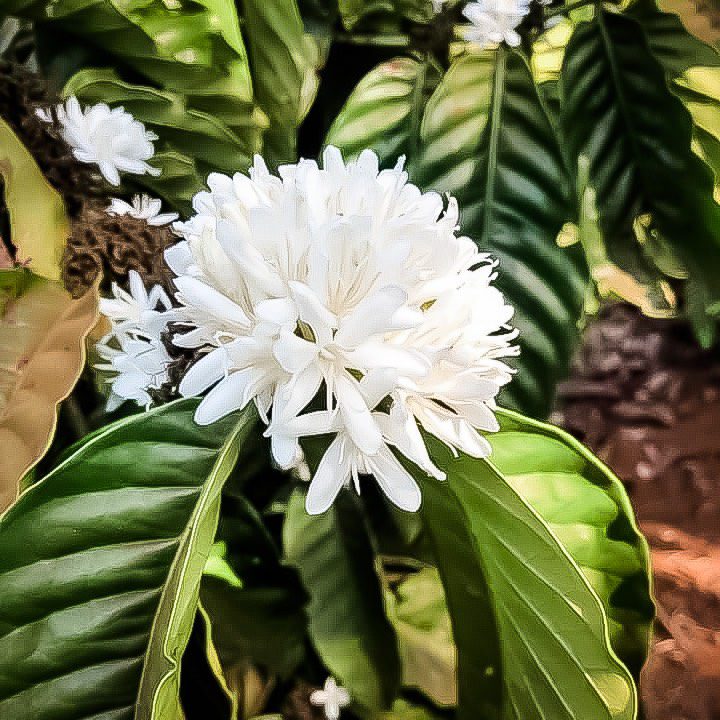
[{"x1": 0, "y1": 117, "x2": 69, "y2": 281}]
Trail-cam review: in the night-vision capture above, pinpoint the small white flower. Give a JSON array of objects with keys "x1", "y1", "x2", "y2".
[
  {"x1": 310, "y1": 677, "x2": 350, "y2": 720},
  {"x1": 37, "y1": 96, "x2": 160, "y2": 186},
  {"x1": 431, "y1": 0, "x2": 447, "y2": 12},
  {"x1": 95, "y1": 270, "x2": 176, "y2": 410},
  {"x1": 164, "y1": 147, "x2": 516, "y2": 514},
  {"x1": 462, "y1": 0, "x2": 530, "y2": 48},
  {"x1": 107, "y1": 195, "x2": 179, "y2": 226}
]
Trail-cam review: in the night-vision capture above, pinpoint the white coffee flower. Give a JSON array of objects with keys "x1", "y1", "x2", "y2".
[
  {"x1": 164, "y1": 147, "x2": 517, "y2": 514},
  {"x1": 462, "y1": 0, "x2": 530, "y2": 47},
  {"x1": 310, "y1": 677, "x2": 350, "y2": 720},
  {"x1": 107, "y1": 195, "x2": 178, "y2": 226},
  {"x1": 37, "y1": 96, "x2": 160, "y2": 186},
  {"x1": 95, "y1": 270, "x2": 175, "y2": 410}
]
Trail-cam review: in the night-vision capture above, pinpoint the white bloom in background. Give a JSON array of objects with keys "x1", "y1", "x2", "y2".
[
  {"x1": 37, "y1": 96, "x2": 160, "y2": 186},
  {"x1": 95, "y1": 270, "x2": 175, "y2": 411},
  {"x1": 164, "y1": 146, "x2": 517, "y2": 514},
  {"x1": 462, "y1": 0, "x2": 530, "y2": 48},
  {"x1": 107, "y1": 195, "x2": 178, "y2": 226},
  {"x1": 310, "y1": 677, "x2": 350, "y2": 720},
  {"x1": 431, "y1": 0, "x2": 447, "y2": 12}
]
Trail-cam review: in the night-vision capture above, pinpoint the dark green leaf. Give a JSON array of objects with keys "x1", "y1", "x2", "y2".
[
  {"x1": 561, "y1": 9, "x2": 720, "y2": 343},
  {"x1": 201, "y1": 493, "x2": 308, "y2": 677},
  {"x1": 284, "y1": 487, "x2": 401, "y2": 713},
  {"x1": 0, "y1": 399, "x2": 253, "y2": 720},
  {"x1": 414, "y1": 47, "x2": 587, "y2": 418}
]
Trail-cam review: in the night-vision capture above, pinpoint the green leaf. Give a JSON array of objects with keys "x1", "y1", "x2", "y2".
[
  {"x1": 0, "y1": 117, "x2": 69, "y2": 281},
  {"x1": 386, "y1": 568, "x2": 456, "y2": 707},
  {"x1": 337, "y1": 0, "x2": 433, "y2": 30},
  {"x1": 240, "y1": 0, "x2": 319, "y2": 165},
  {"x1": 628, "y1": 0, "x2": 720, "y2": 76},
  {"x1": 201, "y1": 493, "x2": 308, "y2": 677},
  {"x1": 284, "y1": 487, "x2": 401, "y2": 713},
  {"x1": 0, "y1": 398, "x2": 254, "y2": 720},
  {"x1": 414, "y1": 47, "x2": 587, "y2": 418},
  {"x1": 417, "y1": 432, "x2": 640, "y2": 720},
  {"x1": 325, "y1": 54, "x2": 441, "y2": 163},
  {"x1": 7, "y1": 0, "x2": 264, "y2": 210},
  {"x1": 561, "y1": 8, "x2": 720, "y2": 343},
  {"x1": 491, "y1": 409, "x2": 654, "y2": 676}
]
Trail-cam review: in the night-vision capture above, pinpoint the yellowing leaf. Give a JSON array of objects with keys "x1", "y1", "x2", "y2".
[
  {"x1": 0, "y1": 271, "x2": 98, "y2": 512},
  {"x1": 387, "y1": 568, "x2": 456, "y2": 707},
  {"x1": 0, "y1": 118, "x2": 69, "y2": 282}
]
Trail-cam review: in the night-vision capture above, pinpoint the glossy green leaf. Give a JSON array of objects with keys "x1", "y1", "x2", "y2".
[
  {"x1": 284, "y1": 488, "x2": 401, "y2": 713},
  {"x1": 491, "y1": 409, "x2": 654, "y2": 676},
  {"x1": 561, "y1": 9, "x2": 720, "y2": 343},
  {"x1": 325, "y1": 54, "x2": 441, "y2": 163},
  {"x1": 5, "y1": 0, "x2": 263, "y2": 210},
  {"x1": 240, "y1": 0, "x2": 318, "y2": 165},
  {"x1": 0, "y1": 399, "x2": 254, "y2": 720},
  {"x1": 414, "y1": 47, "x2": 587, "y2": 418},
  {"x1": 417, "y1": 427, "x2": 641, "y2": 720}
]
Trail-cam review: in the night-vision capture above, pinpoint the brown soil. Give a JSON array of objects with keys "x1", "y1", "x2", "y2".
[{"x1": 554, "y1": 303, "x2": 720, "y2": 720}]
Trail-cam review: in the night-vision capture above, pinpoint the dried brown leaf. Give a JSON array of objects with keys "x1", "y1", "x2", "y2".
[{"x1": 0, "y1": 271, "x2": 98, "y2": 512}]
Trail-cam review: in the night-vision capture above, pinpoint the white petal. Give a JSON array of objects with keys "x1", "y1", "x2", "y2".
[
  {"x1": 174, "y1": 276, "x2": 250, "y2": 327},
  {"x1": 367, "y1": 446, "x2": 422, "y2": 512},
  {"x1": 194, "y1": 371, "x2": 253, "y2": 424},
  {"x1": 306, "y1": 437, "x2": 350, "y2": 514},
  {"x1": 335, "y1": 286, "x2": 410, "y2": 348},
  {"x1": 335, "y1": 374, "x2": 383, "y2": 455},
  {"x1": 178, "y1": 348, "x2": 227, "y2": 397},
  {"x1": 273, "y1": 329, "x2": 318, "y2": 374}
]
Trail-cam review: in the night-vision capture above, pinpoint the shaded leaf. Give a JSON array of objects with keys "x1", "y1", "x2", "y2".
[
  {"x1": 0, "y1": 269, "x2": 98, "y2": 513},
  {"x1": 0, "y1": 117, "x2": 69, "y2": 281},
  {"x1": 561, "y1": 9, "x2": 720, "y2": 343},
  {"x1": 338, "y1": 0, "x2": 433, "y2": 29},
  {"x1": 0, "y1": 399, "x2": 253, "y2": 720},
  {"x1": 284, "y1": 487, "x2": 401, "y2": 713},
  {"x1": 414, "y1": 47, "x2": 587, "y2": 418},
  {"x1": 6, "y1": 0, "x2": 263, "y2": 210},
  {"x1": 180, "y1": 606, "x2": 236, "y2": 720}
]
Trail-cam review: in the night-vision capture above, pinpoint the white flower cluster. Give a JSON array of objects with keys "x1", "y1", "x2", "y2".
[
  {"x1": 97, "y1": 148, "x2": 517, "y2": 514},
  {"x1": 38, "y1": 96, "x2": 160, "y2": 186},
  {"x1": 462, "y1": 0, "x2": 531, "y2": 48},
  {"x1": 95, "y1": 271, "x2": 176, "y2": 411},
  {"x1": 106, "y1": 194, "x2": 179, "y2": 226}
]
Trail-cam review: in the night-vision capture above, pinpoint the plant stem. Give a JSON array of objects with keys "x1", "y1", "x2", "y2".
[
  {"x1": 544, "y1": 0, "x2": 597, "y2": 18},
  {"x1": 333, "y1": 32, "x2": 411, "y2": 47}
]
